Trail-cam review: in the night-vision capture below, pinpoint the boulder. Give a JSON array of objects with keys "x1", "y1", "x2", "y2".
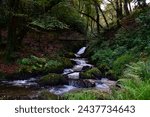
[
  {"x1": 38, "y1": 73, "x2": 67, "y2": 86},
  {"x1": 80, "y1": 68, "x2": 102, "y2": 79}
]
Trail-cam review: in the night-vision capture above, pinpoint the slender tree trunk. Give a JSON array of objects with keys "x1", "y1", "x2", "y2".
[
  {"x1": 124, "y1": 0, "x2": 130, "y2": 15},
  {"x1": 97, "y1": 4, "x2": 109, "y2": 28},
  {"x1": 0, "y1": 29, "x2": 2, "y2": 44},
  {"x1": 119, "y1": 0, "x2": 123, "y2": 18},
  {"x1": 79, "y1": 11, "x2": 103, "y2": 28},
  {"x1": 94, "y1": 2, "x2": 100, "y2": 33},
  {"x1": 5, "y1": 14, "x2": 17, "y2": 61},
  {"x1": 116, "y1": 0, "x2": 120, "y2": 26}
]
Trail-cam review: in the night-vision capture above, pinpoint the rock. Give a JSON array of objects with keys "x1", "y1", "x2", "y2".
[
  {"x1": 100, "y1": 78, "x2": 116, "y2": 87},
  {"x1": 64, "y1": 52, "x2": 76, "y2": 58},
  {"x1": 105, "y1": 70, "x2": 115, "y2": 80},
  {"x1": 80, "y1": 68, "x2": 102, "y2": 79},
  {"x1": 38, "y1": 73, "x2": 67, "y2": 86},
  {"x1": 69, "y1": 79, "x2": 95, "y2": 88},
  {"x1": 95, "y1": 78, "x2": 117, "y2": 93},
  {"x1": 82, "y1": 66, "x2": 92, "y2": 71}
]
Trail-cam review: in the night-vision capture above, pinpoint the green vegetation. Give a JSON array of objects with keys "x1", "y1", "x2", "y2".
[
  {"x1": 64, "y1": 89, "x2": 109, "y2": 100},
  {"x1": 19, "y1": 55, "x2": 73, "y2": 73},
  {"x1": 38, "y1": 90, "x2": 60, "y2": 100}
]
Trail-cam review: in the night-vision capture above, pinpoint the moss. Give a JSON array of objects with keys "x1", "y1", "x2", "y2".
[
  {"x1": 38, "y1": 73, "x2": 67, "y2": 86},
  {"x1": 80, "y1": 68, "x2": 102, "y2": 79},
  {"x1": 38, "y1": 90, "x2": 60, "y2": 100},
  {"x1": 63, "y1": 89, "x2": 109, "y2": 100},
  {"x1": 64, "y1": 52, "x2": 75, "y2": 58},
  {"x1": 105, "y1": 70, "x2": 115, "y2": 80},
  {"x1": 60, "y1": 57, "x2": 73, "y2": 68}
]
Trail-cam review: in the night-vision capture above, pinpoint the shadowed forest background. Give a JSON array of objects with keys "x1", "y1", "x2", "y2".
[{"x1": 0, "y1": 0, "x2": 150, "y2": 100}]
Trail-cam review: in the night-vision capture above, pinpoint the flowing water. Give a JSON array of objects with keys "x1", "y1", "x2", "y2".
[{"x1": 0, "y1": 47, "x2": 116, "y2": 99}]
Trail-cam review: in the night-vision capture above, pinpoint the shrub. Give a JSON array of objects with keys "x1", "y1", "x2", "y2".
[
  {"x1": 19, "y1": 56, "x2": 73, "y2": 73},
  {"x1": 112, "y1": 53, "x2": 134, "y2": 77},
  {"x1": 91, "y1": 48, "x2": 114, "y2": 66}
]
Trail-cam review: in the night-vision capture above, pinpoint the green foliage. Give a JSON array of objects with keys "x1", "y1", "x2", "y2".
[
  {"x1": 38, "y1": 90, "x2": 60, "y2": 100},
  {"x1": 50, "y1": 2, "x2": 86, "y2": 33},
  {"x1": 31, "y1": 16, "x2": 68, "y2": 30},
  {"x1": 110, "y1": 59, "x2": 150, "y2": 100},
  {"x1": 64, "y1": 89, "x2": 108, "y2": 100},
  {"x1": 110, "y1": 78, "x2": 150, "y2": 100},
  {"x1": 91, "y1": 48, "x2": 114, "y2": 66},
  {"x1": 123, "y1": 60, "x2": 150, "y2": 80},
  {"x1": 19, "y1": 56, "x2": 72, "y2": 73},
  {"x1": 112, "y1": 53, "x2": 134, "y2": 76}
]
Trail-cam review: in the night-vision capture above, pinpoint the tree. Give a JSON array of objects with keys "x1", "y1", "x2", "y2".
[{"x1": 124, "y1": 0, "x2": 130, "y2": 15}]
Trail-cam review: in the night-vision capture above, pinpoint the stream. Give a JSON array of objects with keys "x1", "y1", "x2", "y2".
[{"x1": 0, "y1": 47, "x2": 116, "y2": 99}]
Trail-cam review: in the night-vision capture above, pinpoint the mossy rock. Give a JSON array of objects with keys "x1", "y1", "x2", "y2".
[
  {"x1": 105, "y1": 70, "x2": 116, "y2": 80},
  {"x1": 64, "y1": 52, "x2": 75, "y2": 58},
  {"x1": 38, "y1": 90, "x2": 60, "y2": 100},
  {"x1": 80, "y1": 68, "x2": 102, "y2": 79},
  {"x1": 63, "y1": 89, "x2": 109, "y2": 100},
  {"x1": 60, "y1": 57, "x2": 74, "y2": 68},
  {"x1": 97, "y1": 64, "x2": 110, "y2": 73},
  {"x1": 38, "y1": 73, "x2": 67, "y2": 86}
]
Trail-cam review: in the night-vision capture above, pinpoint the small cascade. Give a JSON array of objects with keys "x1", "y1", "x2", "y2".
[
  {"x1": 75, "y1": 47, "x2": 87, "y2": 57},
  {"x1": 68, "y1": 72, "x2": 80, "y2": 79},
  {"x1": 49, "y1": 47, "x2": 116, "y2": 94}
]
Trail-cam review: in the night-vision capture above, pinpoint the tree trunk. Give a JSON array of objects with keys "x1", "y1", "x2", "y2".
[
  {"x1": 124, "y1": 0, "x2": 130, "y2": 15},
  {"x1": 116, "y1": 0, "x2": 120, "y2": 26},
  {"x1": 79, "y1": 11, "x2": 103, "y2": 29},
  {"x1": 119, "y1": 0, "x2": 123, "y2": 18},
  {"x1": 0, "y1": 29, "x2": 2, "y2": 45},
  {"x1": 94, "y1": 2, "x2": 100, "y2": 34},
  {"x1": 97, "y1": 3, "x2": 109, "y2": 28},
  {"x1": 5, "y1": 14, "x2": 17, "y2": 61}
]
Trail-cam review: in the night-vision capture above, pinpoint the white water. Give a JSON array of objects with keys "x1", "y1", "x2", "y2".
[
  {"x1": 2, "y1": 78, "x2": 37, "y2": 86},
  {"x1": 49, "y1": 85, "x2": 76, "y2": 95},
  {"x1": 68, "y1": 72, "x2": 80, "y2": 79},
  {"x1": 75, "y1": 47, "x2": 87, "y2": 57}
]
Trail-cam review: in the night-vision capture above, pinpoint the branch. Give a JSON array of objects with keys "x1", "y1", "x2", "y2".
[{"x1": 79, "y1": 11, "x2": 104, "y2": 29}]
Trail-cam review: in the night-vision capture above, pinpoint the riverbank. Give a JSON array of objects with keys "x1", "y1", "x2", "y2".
[{"x1": 0, "y1": 47, "x2": 116, "y2": 100}]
